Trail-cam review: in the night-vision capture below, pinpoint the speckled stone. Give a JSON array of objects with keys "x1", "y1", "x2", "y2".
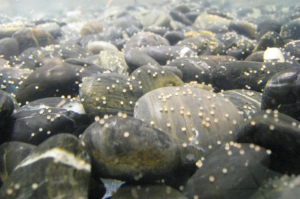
[
  {"x1": 261, "y1": 67, "x2": 300, "y2": 120},
  {"x1": 237, "y1": 110, "x2": 300, "y2": 174},
  {"x1": 211, "y1": 61, "x2": 296, "y2": 92},
  {"x1": 0, "y1": 133, "x2": 92, "y2": 199},
  {"x1": 220, "y1": 89, "x2": 262, "y2": 120},
  {"x1": 9, "y1": 97, "x2": 90, "y2": 145},
  {"x1": 124, "y1": 32, "x2": 170, "y2": 52},
  {"x1": 280, "y1": 19, "x2": 300, "y2": 41},
  {"x1": 79, "y1": 73, "x2": 143, "y2": 119},
  {"x1": 253, "y1": 31, "x2": 284, "y2": 52},
  {"x1": 15, "y1": 62, "x2": 86, "y2": 105},
  {"x1": 0, "y1": 38, "x2": 19, "y2": 60},
  {"x1": 184, "y1": 143, "x2": 281, "y2": 199},
  {"x1": 0, "y1": 141, "x2": 36, "y2": 183},
  {"x1": 98, "y1": 50, "x2": 129, "y2": 75},
  {"x1": 139, "y1": 46, "x2": 196, "y2": 65},
  {"x1": 134, "y1": 87, "x2": 243, "y2": 158},
  {"x1": 129, "y1": 65, "x2": 184, "y2": 94},
  {"x1": 81, "y1": 116, "x2": 181, "y2": 182},
  {"x1": 0, "y1": 66, "x2": 32, "y2": 95},
  {"x1": 167, "y1": 57, "x2": 217, "y2": 84}
]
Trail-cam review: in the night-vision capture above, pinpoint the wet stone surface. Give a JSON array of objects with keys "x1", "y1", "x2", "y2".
[
  {"x1": 79, "y1": 73, "x2": 143, "y2": 119},
  {"x1": 0, "y1": 133, "x2": 92, "y2": 199},
  {"x1": 134, "y1": 87, "x2": 243, "y2": 157},
  {"x1": 0, "y1": 141, "x2": 36, "y2": 183},
  {"x1": 81, "y1": 115, "x2": 181, "y2": 182},
  {"x1": 9, "y1": 97, "x2": 90, "y2": 145},
  {"x1": 184, "y1": 142, "x2": 281, "y2": 199},
  {"x1": 237, "y1": 110, "x2": 300, "y2": 174}
]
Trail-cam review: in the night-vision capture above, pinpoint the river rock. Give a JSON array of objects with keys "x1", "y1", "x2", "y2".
[
  {"x1": 261, "y1": 67, "x2": 300, "y2": 120},
  {"x1": 81, "y1": 116, "x2": 181, "y2": 182},
  {"x1": 237, "y1": 110, "x2": 300, "y2": 174},
  {"x1": 79, "y1": 73, "x2": 143, "y2": 119},
  {"x1": 0, "y1": 133, "x2": 92, "y2": 199},
  {"x1": 0, "y1": 141, "x2": 36, "y2": 182},
  {"x1": 129, "y1": 65, "x2": 184, "y2": 94}
]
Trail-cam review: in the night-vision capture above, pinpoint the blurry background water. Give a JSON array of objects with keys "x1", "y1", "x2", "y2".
[{"x1": 1, "y1": 0, "x2": 299, "y2": 19}]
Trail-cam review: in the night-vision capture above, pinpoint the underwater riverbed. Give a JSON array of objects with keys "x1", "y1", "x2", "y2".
[{"x1": 1, "y1": 0, "x2": 300, "y2": 198}]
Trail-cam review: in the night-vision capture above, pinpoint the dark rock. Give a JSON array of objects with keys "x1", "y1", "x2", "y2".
[
  {"x1": 164, "y1": 31, "x2": 185, "y2": 45},
  {"x1": 124, "y1": 32, "x2": 170, "y2": 52},
  {"x1": 211, "y1": 61, "x2": 296, "y2": 92},
  {"x1": 257, "y1": 19, "x2": 282, "y2": 39},
  {"x1": 81, "y1": 116, "x2": 181, "y2": 182},
  {"x1": 12, "y1": 28, "x2": 55, "y2": 53},
  {"x1": 0, "y1": 38, "x2": 19, "y2": 60},
  {"x1": 284, "y1": 40, "x2": 300, "y2": 64},
  {"x1": 15, "y1": 62, "x2": 84, "y2": 105},
  {"x1": 0, "y1": 66, "x2": 32, "y2": 95},
  {"x1": 185, "y1": 12, "x2": 201, "y2": 23},
  {"x1": 0, "y1": 134, "x2": 92, "y2": 199},
  {"x1": 0, "y1": 141, "x2": 36, "y2": 182},
  {"x1": 88, "y1": 177, "x2": 106, "y2": 199},
  {"x1": 206, "y1": 23, "x2": 229, "y2": 33},
  {"x1": 125, "y1": 49, "x2": 160, "y2": 73},
  {"x1": 237, "y1": 110, "x2": 300, "y2": 174},
  {"x1": 170, "y1": 10, "x2": 193, "y2": 26},
  {"x1": 261, "y1": 67, "x2": 300, "y2": 120},
  {"x1": 172, "y1": 5, "x2": 191, "y2": 14},
  {"x1": 184, "y1": 143, "x2": 281, "y2": 199},
  {"x1": 0, "y1": 90, "x2": 15, "y2": 143},
  {"x1": 10, "y1": 97, "x2": 90, "y2": 145},
  {"x1": 79, "y1": 73, "x2": 143, "y2": 119},
  {"x1": 200, "y1": 55, "x2": 236, "y2": 62},
  {"x1": 280, "y1": 19, "x2": 300, "y2": 41},
  {"x1": 40, "y1": 44, "x2": 90, "y2": 60},
  {"x1": 220, "y1": 89, "x2": 262, "y2": 120},
  {"x1": 176, "y1": 36, "x2": 210, "y2": 55},
  {"x1": 139, "y1": 46, "x2": 195, "y2": 65},
  {"x1": 225, "y1": 37, "x2": 256, "y2": 60},
  {"x1": 229, "y1": 20, "x2": 257, "y2": 40},
  {"x1": 129, "y1": 65, "x2": 184, "y2": 94},
  {"x1": 253, "y1": 31, "x2": 284, "y2": 52},
  {"x1": 167, "y1": 57, "x2": 217, "y2": 83},
  {"x1": 245, "y1": 51, "x2": 264, "y2": 62},
  {"x1": 134, "y1": 87, "x2": 243, "y2": 158},
  {"x1": 124, "y1": 26, "x2": 141, "y2": 37},
  {"x1": 162, "y1": 66, "x2": 183, "y2": 79}
]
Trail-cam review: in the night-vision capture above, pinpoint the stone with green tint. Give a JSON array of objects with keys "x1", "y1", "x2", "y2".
[
  {"x1": 0, "y1": 133, "x2": 91, "y2": 199},
  {"x1": 130, "y1": 65, "x2": 184, "y2": 94},
  {"x1": 80, "y1": 73, "x2": 143, "y2": 119}
]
